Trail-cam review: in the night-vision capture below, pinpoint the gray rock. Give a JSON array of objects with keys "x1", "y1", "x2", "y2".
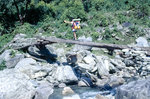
[
  {"x1": 116, "y1": 77, "x2": 150, "y2": 99},
  {"x1": 62, "y1": 87, "x2": 75, "y2": 96},
  {"x1": 78, "y1": 63, "x2": 95, "y2": 71},
  {"x1": 28, "y1": 45, "x2": 57, "y2": 63},
  {"x1": 110, "y1": 59, "x2": 126, "y2": 70},
  {"x1": 95, "y1": 94, "x2": 108, "y2": 99},
  {"x1": 52, "y1": 66, "x2": 78, "y2": 83},
  {"x1": 96, "y1": 56, "x2": 110, "y2": 76},
  {"x1": 0, "y1": 69, "x2": 36, "y2": 99},
  {"x1": 107, "y1": 76, "x2": 125, "y2": 88},
  {"x1": 0, "y1": 50, "x2": 12, "y2": 64},
  {"x1": 34, "y1": 83, "x2": 53, "y2": 99},
  {"x1": 136, "y1": 37, "x2": 149, "y2": 47},
  {"x1": 10, "y1": 34, "x2": 37, "y2": 49},
  {"x1": 123, "y1": 59, "x2": 135, "y2": 67},
  {"x1": 66, "y1": 52, "x2": 77, "y2": 64},
  {"x1": 15, "y1": 58, "x2": 44, "y2": 78},
  {"x1": 6, "y1": 54, "x2": 24, "y2": 68}
]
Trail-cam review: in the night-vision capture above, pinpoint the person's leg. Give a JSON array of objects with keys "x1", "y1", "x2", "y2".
[{"x1": 73, "y1": 32, "x2": 77, "y2": 40}]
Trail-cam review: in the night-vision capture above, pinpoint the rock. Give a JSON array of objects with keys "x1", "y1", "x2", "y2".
[
  {"x1": 96, "y1": 56, "x2": 110, "y2": 76},
  {"x1": 78, "y1": 80, "x2": 87, "y2": 87},
  {"x1": 28, "y1": 45, "x2": 57, "y2": 63},
  {"x1": 78, "y1": 76, "x2": 93, "y2": 87},
  {"x1": 66, "y1": 52, "x2": 77, "y2": 64},
  {"x1": 123, "y1": 59, "x2": 135, "y2": 67},
  {"x1": 83, "y1": 55, "x2": 96, "y2": 65},
  {"x1": 34, "y1": 83, "x2": 53, "y2": 99},
  {"x1": 95, "y1": 94, "x2": 108, "y2": 99},
  {"x1": 15, "y1": 58, "x2": 44, "y2": 78},
  {"x1": 136, "y1": 37, "x2": 149, "y2": 47},
  {"x1": 116, "y1": 77, "x2": 150, "y2": 99},
  {"x1": 10, "y1": 34, "x2": 37, "y2": 49},
  {"x1": 52, "y1": 66, "x2": 78, "y2": 83},
  {"x1": 107, "y1": 75, "x2": 125, "y2": 88},
  {"x1": 6, "y1": 54, "x2": 24, "y2": 68},
  {"x1": 0, "y1": 50, "x2": 12, "y2": 64},
  {"x1": 31, "y1": 70, "x2": 47, "y2": 79},
  {"x1": 62, "y1": 87, "x2": 75, "y2": 96},
  {"x1": 110, "y1": 59, "x2": 126, "y2": 70},
  {"x1": 0, "y1": 69, "x2": 36, "y2": 99},
  {"x1": 58, "y1": 83, "x2": 66, "y2": 88},
  {"x1": 78, "y1": 63, "x2": 94, "y2": 71}
]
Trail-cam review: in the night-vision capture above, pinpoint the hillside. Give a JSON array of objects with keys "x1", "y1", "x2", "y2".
[{"x1": 0, "y1": 0, "x2": 150, "y2": 49}]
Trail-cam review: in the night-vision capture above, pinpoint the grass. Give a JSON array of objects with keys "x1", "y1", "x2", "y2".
[{"x1": 0, "y1": 60, "x2": 6, "y2": 70}]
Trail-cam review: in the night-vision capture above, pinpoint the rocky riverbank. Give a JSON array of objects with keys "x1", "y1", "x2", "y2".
[{"x1": 0, "y1": 34, "x2": 150, "y2": 99}]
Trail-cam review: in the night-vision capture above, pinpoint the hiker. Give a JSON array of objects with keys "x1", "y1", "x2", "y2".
[{"x1": 64, "y1": 19, "x2": 81, "y2": 40}]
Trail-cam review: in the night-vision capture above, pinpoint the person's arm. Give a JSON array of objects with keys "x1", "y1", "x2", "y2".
[{"x1": 64, "y1": 20, "x2": 72, "y2": 24}]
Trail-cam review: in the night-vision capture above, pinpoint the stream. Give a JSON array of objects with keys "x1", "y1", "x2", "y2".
[{"x1": 49, "y1": 85, "x2": 116, "y2": 99}]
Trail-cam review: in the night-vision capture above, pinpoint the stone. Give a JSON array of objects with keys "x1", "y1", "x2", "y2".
[
  {"x1": 52, "y1": 66, "x2": 78, "y2": 83},
  {"x1": 28, "y1": 45, "x2": 57, "y2": 63},
  {"x1": 62, "y1": 87, "x2": 75, "y2": 96},
  {"x1": 31, "y1": 70, "x2": 47, "y2": 79},
  {"x1": 136, "y1": 37, "x2": 149, "y2": 47},
  {"x1": 123, "y1": 59, "x2": 135, "y2": 67},
  {"x1": 96, "y1": 56, "x2": 110, "y2": 76},
  {"x1": 0, "y1": 69, "x2": 36, "y2": 99},
  {"x1": 78, "y1": 76, "x2": 93, "y2": 87},
  {"x1": 110, "y1": 59, "x2": 126, "y2": 70},
  {"x1": 78, "y1": 63, "x2": 94, "y2": 71},
  {"x1": 78, "y1": 80, "x2": 87, "y2": 87},
  {"x1": 5, "y1": 54, "x2": 24, "y2": 68},
  {"x1": 15, "y1": 58, "x2": 43, "y2": 78},
  {"x1": 34, "y1": 83, "x2": 53, "y2": 99},
  {"x1": 83, "y1": 55, "x2": 96, "y2": 65},
  {"x1": 0, "y1": 50, "x2": 12, "y2": 64},
  {"x1": 107, "y1": 75, "x2": 125, "y2": 88},
  {"x1": 66, "y1": 52, "x2": 77, "y2": 64},
  {"x1": 116, "y1": 77, "x2": 150, "y2": 99},
  {"x1": 58, "y1": 83, "x2": 66, "y2": 88},
  {"x1": 95, "y1": 94, "x2": 108, "y2": 99}
]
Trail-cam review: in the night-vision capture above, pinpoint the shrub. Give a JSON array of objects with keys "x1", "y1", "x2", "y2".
[{"x1": 0, "y1": 60, "x2": 6, "y2": 70}]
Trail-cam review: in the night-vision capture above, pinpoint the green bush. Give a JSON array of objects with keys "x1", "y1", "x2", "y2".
[
  {"x1": 91, "y1": 32, "x2": 99, "y2": 41},
  {"x1": 0, "y1": 60, "x2": 6, "y2": 70}
]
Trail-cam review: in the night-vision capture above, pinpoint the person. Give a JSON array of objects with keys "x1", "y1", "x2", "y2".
[{"x1": 64, "y1": 19, "x2": 81, "y2": 40}]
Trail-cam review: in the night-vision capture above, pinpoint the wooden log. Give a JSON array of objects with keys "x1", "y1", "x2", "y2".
[{"x1": 11, "y1": 36, "x2": 150, "y2": 56}]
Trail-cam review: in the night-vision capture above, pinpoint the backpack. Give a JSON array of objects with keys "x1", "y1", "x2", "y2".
[{"x1": 73, "y1": 19, "x2": 81, "y2": 29}]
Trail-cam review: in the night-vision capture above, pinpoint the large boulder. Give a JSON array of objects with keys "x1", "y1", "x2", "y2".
[
  {"x1": 28, "y1": 45, "x2": 57, "y2": 63},
  {"x1": 52, "y1": 65, "x2": 78, "y2": 83},
  {"x1": 0, "y1": 69, "x2": 36, "y2": 99},
  {"x1": 34, "y1": 83, "x2": 53, "y2": 99},
  {"x1": 10, "y1": 34, "x2": 37, "y2": 49},
  {"x1": 96, "y1": 56, "x2": 110, "y2": 76},
  {"x1": 116, "y1": 77, "x2": 150, "y2": 99},
  {"x1": 136, "y1": 37, "x2": 149, "y2": 47},
  {"x1": 15, "y1": 58, "x2": 46, "y2": 79},
  {"x1": 6, "y1": 54, "x2": 24, "y2": 68}
]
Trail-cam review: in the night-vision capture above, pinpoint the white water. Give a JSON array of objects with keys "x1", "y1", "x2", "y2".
[{"x1": 49, "y1": 86, "x2": 115, "y2": 99}]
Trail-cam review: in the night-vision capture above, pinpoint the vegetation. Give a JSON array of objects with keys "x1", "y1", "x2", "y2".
[
  {"x1": 0, "y1": 60, "x2": 6, "y2": 70},
  {"x1": 0, "y1": 0, "x2": 150, "y2": 48}
]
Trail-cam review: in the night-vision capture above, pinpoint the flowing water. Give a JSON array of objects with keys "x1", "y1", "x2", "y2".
[{"x1": 49, "y1": 85, "x2": 116, "y2": 99}]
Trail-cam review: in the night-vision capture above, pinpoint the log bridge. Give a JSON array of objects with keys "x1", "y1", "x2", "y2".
[
  {"x1": 33, "y1": 37, "x2": 150, "y2": 55},
  {"x1": 1, "y1": 36, "x2": 150, "y2": 55}
]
